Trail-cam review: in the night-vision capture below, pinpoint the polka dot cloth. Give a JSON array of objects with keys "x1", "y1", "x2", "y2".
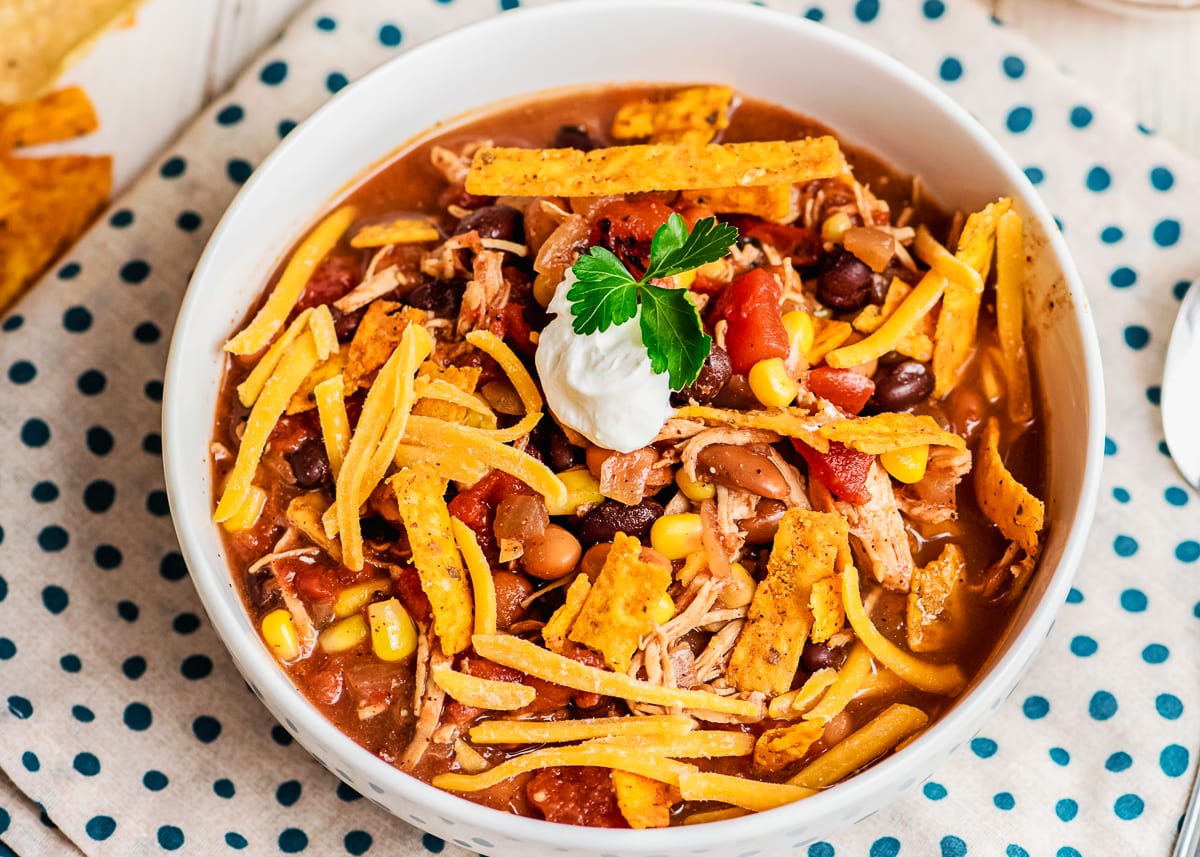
[{"x1": 0, "y1": 1, "x2": 1197, "y2": 855}]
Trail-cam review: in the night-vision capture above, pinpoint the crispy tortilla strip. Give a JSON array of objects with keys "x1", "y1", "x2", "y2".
[
  {"x1": 542, "y1": 574, "x2": 591, "y2": 653},
  {"x1": 841, "y1": 565, "x2": 965, "y2": 695},
  {"x1": 403, "y1": 416, "x2": 566, "y2": 508},
  {"x1": 569, "y1": 533, "x2": 673, "y2": 673},
  {"x1": 819, "y1": 413, "x2": 966, "y2": 455},
  {"x1": 449, "y1": 517, "x2": 496, "y2": 636},
  {"x1": 766, "y1": 668, "x2": 838, "y2": 720},
  {"x1": 313, "y1": 375, "x2": 350, "y2": 479},
  {"x1": 226, "y1": 206, "x2": 356, "y2": 355},
  {"x1": 286, "y1": 350, "x2": 346, "y2": 415},
  {"x1": 726, "y1": 510, "x2": 847, "y2": 695},
  {"x1": 0, "y1": 87, "x2": 98, "y2": 149},
  {"x1": 215, "y1": 331, "x2": 320, "y2": 521},
  {"x1": 236, "y1": 309, "x2": 314, "y2": 407},
  {"x1": 826, "y1": 272, "x2": 947, "y2": 369},
  {"x1": 613, "y1": 770, "x2": 679, "y2": 829},
  {"x1": 431, "y1": 666, "x2": 533, "y2": 710},
  {"x1": 466, "y1": 138, "x2": 845, "y2": 197},
  {"x1": 809, "y1": 576, "x2": 844, "y2": 643},
  {"x1": 677, "y1": 772, "x2": 813, "y2": 812},
  {"x1": 803, "y1": 643, "x2": 871, "y2": 723},
  {"x1": 350, "y1": 218, "x2": 439, "y2": 248},
  {"x1": 906, "y1": 544, "x2": 965, "y2": 653},
  {"x1": 343, "y1": 300, "x2": 425, "y2": 392},
  {"x1": 469, "y1": 714, "x2": 695, "y2": 745},
  {"x1": 914, "y1": 224, "x2": 983, "y2": 294},
  {"x1": 472, "y1": 634, "x2": 762, "y2": 717},
  {"x1": 995, "y1": 209, "x2": 1033, "y2": 423},
  {"x1": 806, "y1": 318, "x2": 854, "y2": 366},
  {"x1": 393, "y1": 443, "x2": 490, "y2": 484},
  {"x1": 788, "y1": 703, "x2": 929, "y2": 789},
  {"x1": 465, "y1": 329, "x2": 543, "y2": 412},
  {"x1": 754, "y1": 719, "x2": 826, "y2": 772},
  {"x1": 0, "y1": 153, "x2": 111, "y2": 312},
  {"x1": 673, "y1": 405, "x2": 827, "y2": 452},
  {"x1": 392, "y1": 465, "x2": 473, "y2": 655},
  {"x1": 681, "y1": 184, "x2": 797, "y2": 224},
  {"x1": 286, "y1": 492, "x2": 342, "y2": 562},
  {"x1": 975, "y1": 417, "x2": 1043, "y2": 556},
  {"x1": 956, "y1": 198, "x2": 1011, "y2": 274},
  {"x1": 611, "y1": 85, "x2": 733, "y2": 145},
  {"x1": 309, "y1": 304, "x2": 339, "y2": 361},
  {"x1": 433, "y1": 744, "x2": 696, "y2": 793}
]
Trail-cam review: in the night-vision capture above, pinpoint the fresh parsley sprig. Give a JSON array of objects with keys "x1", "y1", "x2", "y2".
[{"x1": 567, "y1": 213, "x2": 738, "y2": 390}]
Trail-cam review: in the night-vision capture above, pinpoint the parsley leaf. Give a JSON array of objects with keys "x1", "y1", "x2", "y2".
[{"x1": 566, "y1": 213, "x2": 736, "y2": 390}]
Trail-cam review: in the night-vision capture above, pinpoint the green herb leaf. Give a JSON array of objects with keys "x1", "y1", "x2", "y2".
[
  {"x1": 567, "y1": 246, "x2": 638, "y2": 335},
  {"x1": 643, "y1": 214, "x2": 740, "y2": 281},
  {"x1": 639, "y1": 284, "x2": 713, "y2": 389}
]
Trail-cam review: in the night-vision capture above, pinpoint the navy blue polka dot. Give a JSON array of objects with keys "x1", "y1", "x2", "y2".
[
  {"x1": 60, "y1": 654, "x2": 81, "y2": 672},
  {"x1": 86, "y1": 815, "x2": 116, "y2": 840},
  {"x1": 144, "y1": 770, "x2": 169, "y2": 791},
  {"x1": 336, "y1": 782, "x2": 362, "y2": 802},
  {"x1": 2, "y1": 314, "x2": 23, "y2": 331},
  {"x1": 176, "y1": 211, "x2": 202, "y2": 232},
  {"x1": 344, "y1": 831, "x2": 372, "y2": 855},
  {"x1": 145, "y1": 380, "x2": 163, "y2": 401},
  {"x1": 73, "y1": 752, "x2": 100, "y2": 776},
  {"x1": 1023, "y1": 166, "x2": 1044, "y2": 185},
  {"x1": 271, "y1": 724, "x2": 293, "y2": 746},
  {"x1": 194, "y1": 715, "x2": 222, "y2": 743},
  {"x1": 1007, "y1": 846, "x2": 1029, "y2": 857},
  {"x1": 147, "y1": 490, "x2": 170, "y2": 516},
  {"x1": 118, "y1": 600, "x2": 139, "y2": 622},
  {"x1": 160, "y1": 157, "x2": 186, "y2": 178},
  {"x1": 1123, "y1": 325, "x2": 1149, "y2": 350},
  {"x1": 95, "y1": 545, "x2": 123, "y2": 572},
  {"x1": 72, "y1": 704, "x2": 94, "y2": 722},
  {"x1": 32, "y1": 481, "x2": 58, "y2": 503},
  {"x1": 42, "y1": 584, "x2": 68, "y2": 612},
  {"x1": 1120, "y1": 588, "x2": 1147, "y2": 611},
  {"x1": 181, "y1": 654, "x2": 213, "y2": 680},
  {"x1": 1153, "y1": 218, "x2": 1181, "y2": 247},
  {"x1": 1086, "y1": 166, "x2": 1112, "y2": 191},
  {"x1": 994, "y1": 791, "x2": 1015, "y2": 810},
  {"x1": 276, "y1": 780, "x2": 302, "y2": 807},
  {"x1": 1175, "y1": 279, "x2": 1191, "y2": 300},
  {"x1": 83, "y1": 479, "x2": 116, "y2": 513},
  {"x1": 870, "y1": 837, "x2": 900, "y2": 857},
  {"x1": 143, "y1": 432, "x2": 162, "y2": 456},
  {"x1": 1049, "y1": 747, "x2": 1070, "y2": 766},
  {"x1": 57, "y1": 261, "x2": 81, "y2": 279},
  {"x1": 217, "y1": 104, "x2": 244, "y2": 125},
  {"x1": 227, "y1": 159, "x2": 252, "y2": 184},
  {"x1": 260, "y1": 61, "x2": 288, "y2": 85},
  {"x1": 124, "y1": 702, "x2": 152, "y2": 730},
  {"x1": 1113, "y1": 535, "x2": 1138, "y2": 557},
  {"x1": 971, "y1": 737, "x2": 997, "y2": 758},
  {"x1": 1002, "y1": 55, "x2": 1025, "y2": 78},
  {"x1": 174, "y1": 613, "x2": 201, "y2": 634},
  {"x1": 804, "y1": 7, "x2": 825, "y2": 21},
  {"x1": 1157, "y1": 693, "x2": 1183, "y2": 719},
  {"x1": 21, "y1": 751, "x2": 38, "y2": 771},
  {"x1": 1006, "y1": 106, "x2": 1033, "y2": 133},
  {"x1": 1023, "y1": 695, "x2": 1049, "y2": 719},
  {"x1": 9, "y1": 360, "x2": 36, "y2": 384},
  {"x1": 279, "y1": 829, "x2": 309, "y2": 853},
  {"x1": 120, "y1": 259, "x2": 150, "y2": 284},
  {"x1": 109, "y1": 208, "x2": 134, "y2": 228},
  {"x1": 939, "y1": 57, "x2": 963, "y2": 81},
  {"x1": 316, "y1": 15, "x2": 336, "y2": 30},
  {"x1": 1110, "y1": 266, "x2": 1137, "y2": 289},
  {"x1": 161, "y1": 552, "x2": 187, "y2": 581},
  {"x1": 1150, "y1": 166, "x2": 1174, "y2": 191},
  {"x1": 0, "y1": 638, "x2": 15, "y2": 659},
  {"x1": 923, "y1": 0, "x2": 945, "y2": 18},
  {"x1": 924, "y1": 781, "x2": 947, "y2": 800},
  {"x1": 1176, "y1": 540, "x2": 1200, "y2": 562},
  {"x1": 158, "y1": 825, "x2": 184, "y2": 850},
  {"x1": 378, "y1": 23, "x2": 402, "y2": 46},
  {"x1": 226, "y1": 832, "x2": 248, "y2": 849},
  {"x1": 326, "y1": 72, "x2": 349, "y2": 93},
  {"x1": 122, "y1": 655, "x2": 147, "y2": 679},
  {"x1": 278, "y1": 119, "x2": 297, "y2": 138},
  {"x1": 499, "y1": 0, "x2": 519, "y2": 8},
  {"x1": 87, "y1": 426, "x2": 113, "y2": 456},
  {"x1": 214, "y1": 778, "x2": 236, "y2": 798},
  {"x1": 1114, "y1": 793, "x2": 1143, "y2": 820},
  {"x1": 1058, "y1": 849, "x2": 1082, "y2": 857},
  {"x1": 8, "y1": 695, "x2": 33, "y2": 718},
  {"x1": 1161, "y1": 744, "x2": 1188, "y2": 777},
  {"x1": 22, "y1": 418, "x2": 50, "y2": 447},
  {"x1": 77, "y1": 368, "x2": 106, "y2": 395},
  {"x1": 1089, "y1": 690, "x2": 1117, "y2": 720},
  {"x1": 1142, "y1": 643, "x2": 1168, "y2": 664},
  {"x1": 1069, "y1": 106, "x2": 1093, "y2": 128},
  {"x1": 1100, "y1": 225, "x2": 1123, "y2": 244},
  {"x1": 63, "y1": 305, "x2": 93, "y2": 332},
  {"x1": 1070, "y1": 635, "x2": 1097, "y2": 656}
]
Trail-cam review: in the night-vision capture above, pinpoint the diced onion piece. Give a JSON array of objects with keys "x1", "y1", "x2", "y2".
[
  {"x1": 788, "y1": 703, "x2": 929, "y2": 789},
  {"x1": 309, "y1": 304, "x2": 339, "y2": 361},
  {"x1": 235, "y1": 308, "x2": 313, "y2": 408},
  {"x1": 431, "y1": 666, "x2": 535, "y2": 711},
  {"x1": 432, "y1": 744, "x2": 696, "y2": 793},
  {"x1": 313, "y1": 375, "x2": 350, "y2": 479},
  {"x1": 454, "y1": 739, "x2": 489, "y2": 774},
  {"x1": 825, "y1": 272, "x2": 947, "y2": 369},
  {"x1": 393, "y1": 443, "x2": 490, "y2": 484},
  {"x1": 841, "y1": 566, "x2": 965, "y2": 695},
  {"x1": 472, "y1": 634, "x2": 761, "y2": 717},
  {"x1": 677, "y1": 771, "x2": 814, "y2": 812},
  {"x1": 450, "y1": 517, "x2": 497, "y2": 636},
  {"x1": 225, "y1": 206, "x2": 356, "y2": 355},
  {"x1": 222, "y1": 484, "x2": 266, "y2": 533},
  {"x1": 469, "y1": 715, "x2": 696, "y2": 745},
  {"x1": 995, "y1": 209, "x2": 1032, "y2": 423},
  {"x1": 368, "y1": 598, "x2": 418, "y2": 662},
  {"x1": 802, "y1": 643, "x2": 871, "y2": 722},
  {"x1": 843, "y1": 226, "x2": 896, "y2": 274},
  {"x1": 914, "y1": 224, "x2": 984, "y2": 294},
  {"x1": 465, "y1": 329, "x2": 543, "y2": 413},
  {"x1": 215, "y1": 331, "x2": 320, "y2": 522}
]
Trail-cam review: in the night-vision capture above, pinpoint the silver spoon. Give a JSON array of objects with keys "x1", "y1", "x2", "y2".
[{"x1": 1164, "y1": 276, "x2": 1200, "y2": 857}]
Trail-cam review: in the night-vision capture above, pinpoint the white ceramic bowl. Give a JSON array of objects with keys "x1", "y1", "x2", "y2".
[{"x1": 164, "y1": 2, "x2": 1105, "y2": 854}]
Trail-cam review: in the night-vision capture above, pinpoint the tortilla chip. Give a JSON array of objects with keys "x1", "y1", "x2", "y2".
[
  {"x1": 350, "y1": 218, "x2": 440, "y2": 248},
  {"x1": 975, "y1": 417, "x2": 1044, "y2": 556},
  {"x1": 754, "y1": 719, "x2": 825, "y2": 772},
  {"x1": 766, "y1": 668, "x2": 839, "y2": 719},
  {"x1": 611, "y1": 85, "x2": 733, "y2": 145},
  {"x1": 0, "y1": 154, "x2": 111, "y2": 312},
  {"x1": 412, "y1": 361, "x2": 482, "y2": 423},
  {"x1": 681, "y1": 184, "x2": 798, "y2": 224},
  {"x1": 465, "y1": 137, "x2": 846, "y2": 197},
  {"x1": 391, "y1": 464, "x2": 473, "y2": 655},
  {"x1": 0, "y1": 87, "x2": 99, "y2": 149},
  {"x1": 809, "y1": 576, "x2": 844, "y2": 643},
  {"x1": 956, "y1": 198, "x2": 1011, "y2": 274},
  {"x1": 542, "y1": 574, "x2": 591, "y2": 654},
  {"x1": 569, "y1": 533, "x2": 672, "y2": 673},
  {"x1": 286, "y1": 349, "x2": 346, "y2": 415},
  {"x1": 726, "y1": 510, "x2": 847, "y2": 696},
  {"x1": 672, "y1": 404, "x2": 828, "y2": 452},
  {"x1": 343, "y1": 300, "x2": 425, "y2": 391},
  {"x1": 819, "y1": 413, "x2": 966, "y2": 455},
  {"x1": 906, "y1": 544, "x2": 965, "y2": 653},
  {"x1": 612, "y1": 770, "x2": 679, "y2": 829}
]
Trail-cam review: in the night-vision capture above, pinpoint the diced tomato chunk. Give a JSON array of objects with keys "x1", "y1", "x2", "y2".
[
  {"x1": 292, "y1": 563, "x2": 341, "y2": 603},
  {"x1": 720, "y1": 268, "x2": 790, "y2": 376},
  {"x1": 726, "y1": 216, "x2": 822, "y2": 266},
  {"x1": 393, "y1": 566, "x2": 432, "y2": 624},
  {"x1": 808, "y1": 367, "x2": 875, "y2": 415},
  {"x1": 793, "y1": 439, "x2": 874, "y2": 505},
  {"x1": 448, "y1": 470, "x2": 534, "y2": 556},
  {"x1": 527, "y1": 766, "x2": 627, "y2": 828},
  {"x1": 294, "y1": 255, "x2": 360, "y2": 312},
  {"x1": 588, "y1": 199, "x2": 673, "y2": 275}
]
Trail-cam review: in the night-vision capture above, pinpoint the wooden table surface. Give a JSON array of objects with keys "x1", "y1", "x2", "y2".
[{"x1": 45, "y1": 0, "x2": 1200, "y2": 192}]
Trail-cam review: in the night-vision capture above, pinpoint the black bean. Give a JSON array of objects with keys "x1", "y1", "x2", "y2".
[
  {"x1": 245, "y1": 569, "x2": 281, "y2": 611},
  {"x1": 553, "y1": 124, "x2": 600, "y2": 151},
  {"x1": 406, "y1": 279, "x2": 465, "y2": 316},
  {"x1": 578, "y1": 499, "x2": 664, "y2": 545},
  {"x1": 817, "y1": 250, "x2": 874, "y2": 311},
  {"x1": 871, "y1": 360, "x2": 935, "y2": 411},
  {"x1": 671, "y1": 345, "x2": 732, "y2": 406},
  {"x1": 549, "y1": 431, "x2": 582, "y2": 472},
  {"x1": 802, "y1": 641, "x2": 846, "y2": 672},
  {"x1": 454, "y1": 204, "x2": 524, "y2": 243},
  {"x1": 331, "y1": 305, "x2": 365, "y2": 342},
  {"x1": 286, "y1": 440, "x2": 331, "y2": 489}
]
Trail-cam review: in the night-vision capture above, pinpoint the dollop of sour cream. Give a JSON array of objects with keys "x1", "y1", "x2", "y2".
[{"x1": 535, "y1": 271, "x2": 674, "y2": 453}]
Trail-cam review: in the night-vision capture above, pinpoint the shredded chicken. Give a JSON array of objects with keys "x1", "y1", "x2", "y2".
[
  {"x1": 668, "y1": 644, "x2": 698, "y2": 690},
  {"x1": 421, "y1": 231, "x2": 481, "y2": 281},
  {"x1": 333, "y1": 265, "x2": 406, "y2": 314},
  {"x1": 694, "y1": 619, "x2": 745, "y2": 684},
  {"x1": 832, "y1": 460, "x2": 916, "y2": 592},
  {"x1": 456, "y1": 248, "x2": 509, "y2": 336},
  {"x1": 762, "y1": 447, "x2": 809, "y2": 510},
  {"x1": 653, "y1": 419, "x2": 709, "y2": 443},
  {"x1": 896, "y1": 446, "x2": 973, "y2": 524},
  {"x1": 714, "y1": 485, "x2": 756, "y2": 558},
  {"x1": 599, "y1": 446, "x2": 658, "y2": 506},
  {"x1": 657, "y1": 576, "x2": 723, "y2": 645},
  {"x1": 400, "y1": 625, "x2": 449, "y2": 771},
  {"x1": 428, "y1": 140, "x2": 489, "y2": 185}
]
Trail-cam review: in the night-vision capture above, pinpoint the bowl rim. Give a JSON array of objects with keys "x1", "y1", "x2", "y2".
[{"x1": 164, "y1": 0, "x2": 1106, "y2": 848}]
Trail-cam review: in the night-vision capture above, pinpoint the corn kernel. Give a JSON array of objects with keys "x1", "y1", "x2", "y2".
[
  {"x1": 675, "y1": 467, "x2": 715, "y2": 502},
  {"x1": 748, "y1": 358, "x2": 799, "y2": 408},
  {"x1": 332, "y1": 579, "x2": 390, "y2": 619},
  {"x1": 718, "y1": 562, "x2": 757, "y2": 609},
  {"x1": 881, "y1": 444, "x2": 929, "y2": 484},
  {"x1": 821, "y1": 211, "x2": 854, "y2": 244},
  {"x1": 649, "y1": 592, "x2": 675, "y2": 625},
  {"x1": 261, "y1": 608, "x2": 300, "y2": 662},
  {"x1": 545, "y1": 466, "x2": 604, "y2": 516},
  {"x1": 368, "y1": 598, "x2": 418, "y2": 662},
  {"x1": 533, "y1": 272, "x2": 558, "y2": 308},
  {"x1": 319, "y1": 614, "x2": 369, "y2": 653},
  {"x1": 223, "y1": 484, "x2": 266, "y2": 533},
  {"x1": 650, "y1": 513, "x2": 704, "y2": 561},
  {"x1": 781, "y1": 310, "x2": 815, "y2": 358}
]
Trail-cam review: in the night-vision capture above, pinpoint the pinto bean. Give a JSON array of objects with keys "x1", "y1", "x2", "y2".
[
  {"x1": 695, "y1": 445, "x2": 790, "y2": 500},
  {"x1": 580, "y1": 542, "x2": 672, "y2": 580},
  {"x1": 492, "y1": 571, "x2": 534, "y2": 630},
  {"x1": 522, "y1": 525, "x2": 582, "y2": 580},
  {"x1": 578, "y1": 499, "x2": 663, "y2": 545},
  {"x1": 738, "y1": 498, "x2": 787, "y2": 545}
]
